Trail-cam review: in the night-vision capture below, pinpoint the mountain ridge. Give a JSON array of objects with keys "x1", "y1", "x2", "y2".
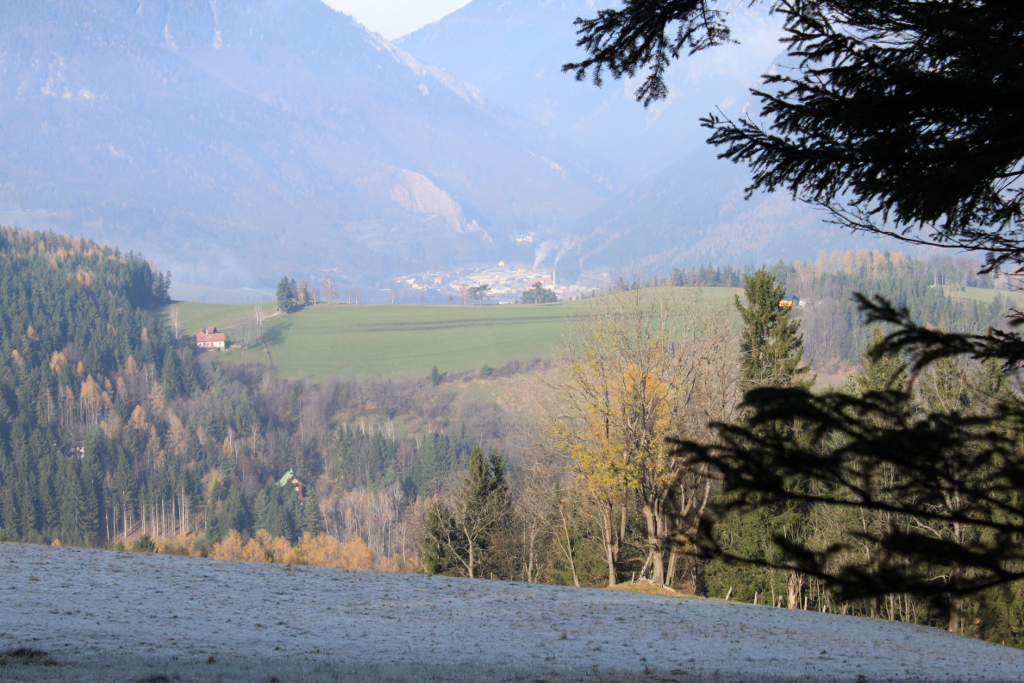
[{"x1": 0, "y1": 0, "x2": 610, "y2": 288}]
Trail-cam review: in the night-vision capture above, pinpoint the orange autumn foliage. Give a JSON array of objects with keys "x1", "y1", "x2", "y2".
[{"x1": 208, "y1": 530, "x2": 415, "y2": 572}]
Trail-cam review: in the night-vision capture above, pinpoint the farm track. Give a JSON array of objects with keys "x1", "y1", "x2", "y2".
[{"x1": 340, "y1": 314, "x2": 578, "y2": 333}]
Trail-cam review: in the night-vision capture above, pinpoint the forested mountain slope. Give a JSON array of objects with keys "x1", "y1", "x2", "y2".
[
  {"x1": 0, "y1": 226, "x2": 503, "y2": 552},
  {"x1": 0, "y1": 227, "x2": 171, "y2": 545},
  {"x1": 0, "y1": 0, "x2": 609, "y2": 287}
]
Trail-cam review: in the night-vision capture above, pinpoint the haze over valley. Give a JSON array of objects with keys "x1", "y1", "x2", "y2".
[{"x1": 0, "y1": 0, "x2": 894, "y2": 298}]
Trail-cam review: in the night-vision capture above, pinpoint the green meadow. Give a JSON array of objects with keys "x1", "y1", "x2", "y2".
[
  {"x1": 161, "y1": 288, "x2": 741, "y2": 381},
  {"x1": 937, "y1": 285, "x2": 1024, "y2": 305}
]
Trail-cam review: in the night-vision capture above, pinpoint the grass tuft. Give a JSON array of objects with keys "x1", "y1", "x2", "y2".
[
  {"x1": 0, "y1": 646, "x2": 58, "y2": 668},
  {"x1": 2, "y1": 647, "x2": 49, "y2": 660}
]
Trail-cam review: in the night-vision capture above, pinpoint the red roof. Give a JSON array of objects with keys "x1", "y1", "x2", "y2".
[{"x1": 196, "y1": 327, "x2": 226, "y2": 343}]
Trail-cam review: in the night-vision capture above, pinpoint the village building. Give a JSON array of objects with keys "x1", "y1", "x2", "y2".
[
  {"x1": 779, "y1": 294, "x2": 805, "y2": 308},
  {"x1": 196, "y1": 326, "x2": 227, "y2": 350},
  {"x1": 277, "y1": 468, "x2": 306, "y2": 499}
]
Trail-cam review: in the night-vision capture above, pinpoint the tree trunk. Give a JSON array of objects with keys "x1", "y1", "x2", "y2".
[
  {"x1": 948, "y1": 564, "x2": 963, "y2": 633},
  {"x1": 599, "y1": 503, "x2": 618, "y2": 587},
  {"x1": 948, "y1": 598, "x2": 961, "y2": 634},
  {"x1": 786, "y1": 571, "x2": 803, "y2": 609},
  {"x1": 665, "y1": 548, "x2": 679, "y2": 588},
  {"x1": 558, "y1": 510, "x2": 580, "y2": 588},
  {"x1": 642, "y1": 505, "x2": 664, "y2": 586}
]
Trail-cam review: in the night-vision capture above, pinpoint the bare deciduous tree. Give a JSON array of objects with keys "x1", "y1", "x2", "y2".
[
  {"x1": 169, "y1": 306, "x2": 184, "y2": 342},
  {"x1": 252, "y1": 305, "x2": 269, "y2": 343},
  {"x1": 321, "y1": 276, "x2": 339, "y2": 304}
]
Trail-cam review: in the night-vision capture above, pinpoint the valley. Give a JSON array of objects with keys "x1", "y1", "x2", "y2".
[
  {"x1": 0, "y1": 0, "x2": 895, "y2": 294},
  {"x1": 1, "y1": 0, "x2": 1022, "y2": 673}
]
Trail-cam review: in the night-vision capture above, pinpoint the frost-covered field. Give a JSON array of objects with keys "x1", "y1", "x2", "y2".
[{"x1": 1, "y1": 544, "x2": 1022, "y2": 682}]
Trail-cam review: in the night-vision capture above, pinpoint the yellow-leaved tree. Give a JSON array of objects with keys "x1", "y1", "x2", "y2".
[{"x1": 540, "y1": 283, "x2": 741, "y2": 588}]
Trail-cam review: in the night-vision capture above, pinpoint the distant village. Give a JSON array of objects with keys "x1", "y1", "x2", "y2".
[{"x1": 392, "y1": 261, "x2": 597, "y2": 303}]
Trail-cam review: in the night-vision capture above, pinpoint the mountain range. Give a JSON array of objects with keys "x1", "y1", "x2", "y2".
[
  {"x1": 397, "y1": 0, "x2": 786, "y2": 179},
  {"x1": 0, "y1": 0, "x2": 611, "y2": 289},
  {"x1": 0, "y1": 0, "x2": 891, "y2": 294}
]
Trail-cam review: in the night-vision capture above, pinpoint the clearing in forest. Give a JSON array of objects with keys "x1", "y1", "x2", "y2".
[{"x1": 161, "y1": 288, "x2": 740, "y2": 380}]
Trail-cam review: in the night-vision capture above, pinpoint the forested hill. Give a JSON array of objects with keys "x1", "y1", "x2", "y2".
[
  {"x1": 0, "y1": 226, "x2": 499, "y2": 552},
  {"x1": 0, "y1": 227, "x2": 169, "y2": 374},
  {"x1": 0, "y1": 227, "x2": 172, "y2": 544}
]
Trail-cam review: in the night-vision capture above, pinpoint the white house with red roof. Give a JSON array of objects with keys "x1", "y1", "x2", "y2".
[{"x1": 196, "y1": 326, "x2": 227, "y2": 350}]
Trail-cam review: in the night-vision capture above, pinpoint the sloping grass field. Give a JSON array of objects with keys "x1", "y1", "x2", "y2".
[
  {"x1": 4, "y1": 543, "x2": 1024, "y2": 682},
  {"x1": 937, "y1": 285, "x2": 1024, "y2": 305},
  {"x1": 162, "y1": 289, "x2": 741, "y2": 381}
]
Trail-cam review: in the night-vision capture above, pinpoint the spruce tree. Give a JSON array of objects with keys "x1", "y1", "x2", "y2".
[
  {"x1": 276, "y1": 277, "x2": 298, "y2": 313},
  {"x1": 162, "y1": 348, "x2": 182, "y2": 399},
  {"x1": 37, "y1": 453, "x2": 59, "y2": 534},
  {"x1": 734, "y1": 268, "x2": 806, "y2": 386},
  {"x1": 179, "y1": 348, "x2": 199, "y2": 396},
  {"x1": 57, "y1": 458, "x2": 87, "y2": 546},
  {"x1": 852, "y1": 327, "x2": 907, "y2": 394},
  {"x1": 1, "y1": 482, "x2": 19, "y2": 539},
  {"x1": 214, "y1": 489, "x2": 250, "y2": 539},
  {"x1": 466, "y1": 446, "x2": 490, "y2": 499},
  {"x1": 255, "y1": 484, "x2": 295, "y2": 541},
  {"x1": 300, "y1": 489, "x2": 321, "y2": 536},
  {"x1": 79, "y1": 437, "x2": 103, "y2": 544},
  {"x1": 19, "y1": 471, "x2": 39, "y2": 541},
  {"x1": 113, "y1": 451, "x2": 135, "y2": 540},
  {"x1": 264, "y1": 494, "x2": 294, "y2": 542}
]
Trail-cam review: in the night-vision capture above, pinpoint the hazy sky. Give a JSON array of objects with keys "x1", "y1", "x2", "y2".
[{"x1": 322, "y1": 0, "x2": 473, "y2": 40}]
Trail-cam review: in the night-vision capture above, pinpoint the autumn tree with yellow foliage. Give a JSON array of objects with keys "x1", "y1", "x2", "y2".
[{"x1": 539, "y1": 283, "x2": 741, "y2": 587}]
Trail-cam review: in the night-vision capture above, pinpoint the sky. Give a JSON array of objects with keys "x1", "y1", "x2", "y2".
[{"x1": 322, "y1": 0, "x2": 473, "y2": 40}]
